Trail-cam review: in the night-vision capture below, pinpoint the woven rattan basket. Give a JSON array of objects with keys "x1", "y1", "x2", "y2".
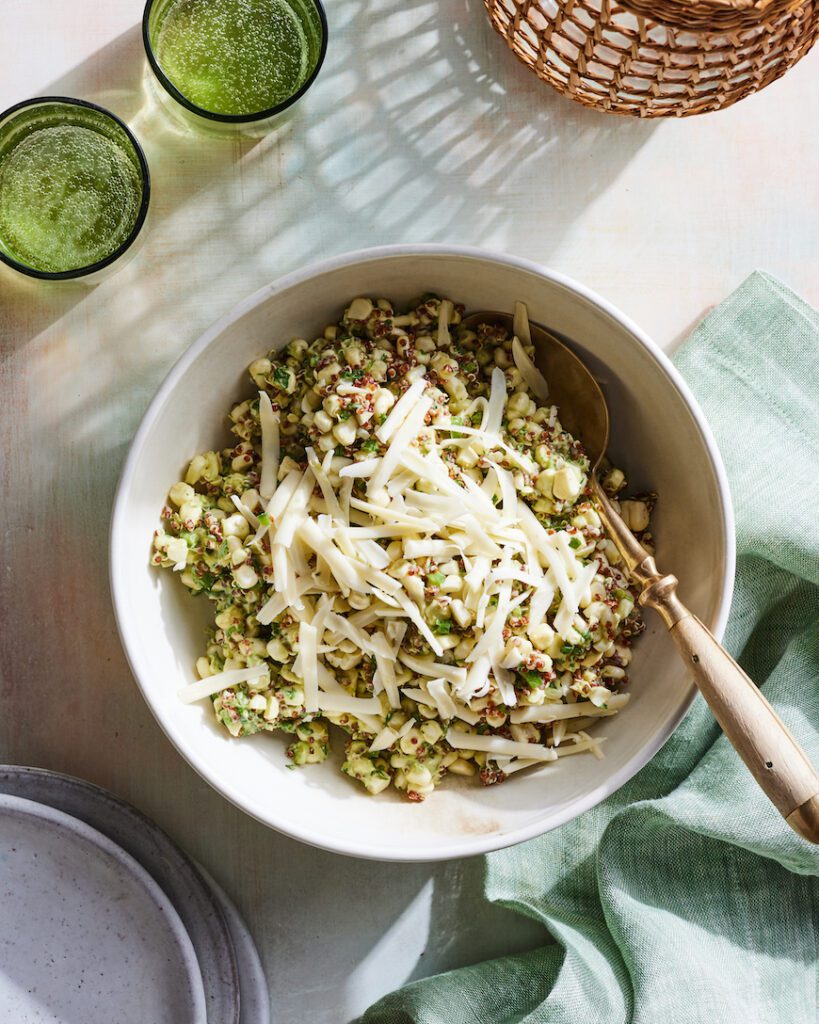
[{"x1": 483, "y1": 0, "x2": 819, "y2": 116}]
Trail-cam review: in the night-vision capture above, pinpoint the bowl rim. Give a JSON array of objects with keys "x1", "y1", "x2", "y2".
[{"x1": 110, "y1": 243, "x2": 736, "y2": 862}]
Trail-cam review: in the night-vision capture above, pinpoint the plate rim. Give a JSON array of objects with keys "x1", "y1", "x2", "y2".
[
  {"x1": 0, "y1": 765, "x2": 244, "y2": 1024},
  {"x1": 0, "y1": 789, "x2": 208, "y2": 1024}
]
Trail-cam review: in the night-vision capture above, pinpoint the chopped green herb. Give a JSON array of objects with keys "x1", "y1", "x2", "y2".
[
  {"x1": 433, "y1": 618, "x2": 452, "y2": 635},
  {"x1": 450, "y1": 415, "x2": 466, "y2": 439},
  {"x1": 273, "y1": 366, "x2": 291, "y2": 390},
  {"x1": 569, "y1": 536, "x2": 582, "y2": 549},
  {"x1": 428, "y1": 571, "x2": 446, "y2": 586},
  {"x1": 257, "y1": 511, "x2": 271, "y2": 527},
  {"x1": 361, "y1": 438, "x2": 379, "y2": 453},
  {"x1": 197, "y1": 572, "x2": 215, "y2": 591}
]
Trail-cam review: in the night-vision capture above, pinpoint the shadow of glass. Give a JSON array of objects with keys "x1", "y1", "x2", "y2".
[
  {"x1": 2, "y1": 0, "x2": 657, "y2": 360},
  {"x1": 0, "y1": 272, "x2": 91, "y2": 350},
  {"x1": 0, "y1": 23, "x2": 251, "y2": 345}
]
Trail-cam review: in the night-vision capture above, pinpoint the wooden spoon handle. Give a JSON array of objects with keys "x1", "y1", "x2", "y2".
[
  {"x1": 642, "y1": 577, "x2": 819, "y2": 842},
  {"x1": 593, "y1": 480, "x2": 819, "y2": 843}
]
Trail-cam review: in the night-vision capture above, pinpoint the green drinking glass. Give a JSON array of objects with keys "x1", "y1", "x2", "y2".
[
  {"x1": 0, "y1": 97, "x2": 150, "y2": 281},
  {"x1": 143, "y1": 0, "x2": 328, "y2": 133}
]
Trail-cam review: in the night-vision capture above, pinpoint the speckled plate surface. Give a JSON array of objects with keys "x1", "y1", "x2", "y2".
[
  {"x1": 0, "y1": 766, "x2": 266, "y2": 1024},
  {"x1": 0, "y1": 792, "x2": 208, "y2": 1024}
]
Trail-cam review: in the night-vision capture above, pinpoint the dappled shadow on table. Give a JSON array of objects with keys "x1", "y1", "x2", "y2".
[{"x1": 1, "y1": 3, "x2": 650, "y2": 1020}]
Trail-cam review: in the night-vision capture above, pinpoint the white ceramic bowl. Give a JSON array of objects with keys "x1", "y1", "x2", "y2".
[{"x1": 111, "y1": 245, "x2": 734, "y2": 861}]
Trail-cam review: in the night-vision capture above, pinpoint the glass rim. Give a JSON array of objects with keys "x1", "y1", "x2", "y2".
[
  {"x1": 142, "y1": 0, "x2": 327, "y2": 123},
  {"x1": 142, "y1": 0, "x2": 329, "y2": 125},
  {"x1": 0, "y1": 95, "x2": 151, "y2": 281}
]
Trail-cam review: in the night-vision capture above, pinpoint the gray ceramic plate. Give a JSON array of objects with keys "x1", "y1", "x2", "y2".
[
  {"x1": 0, "y1": 792, "x2": 208, "y2": 1024},
  {"x1": 198, "y1": 865, "x2": 271, "y2": 1024},
  {"x1": 0, "y1": 766, "x2": 267, "y2": 1024}
]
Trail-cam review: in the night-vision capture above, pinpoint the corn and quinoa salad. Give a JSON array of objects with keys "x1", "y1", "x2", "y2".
[{"x1": 152, "y1": 295, "x2": 654, "y2": 801}]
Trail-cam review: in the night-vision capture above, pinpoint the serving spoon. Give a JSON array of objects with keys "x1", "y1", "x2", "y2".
[{"x1": 461, "y1": 310, "x2": 819, "y2": 843}]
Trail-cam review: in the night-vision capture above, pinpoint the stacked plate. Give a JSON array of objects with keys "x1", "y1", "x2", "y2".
[{"x1": 0, "y1": 766, "x2": 269, "y2": 1024}]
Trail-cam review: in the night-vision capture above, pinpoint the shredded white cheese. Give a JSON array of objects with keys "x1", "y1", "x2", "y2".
[
  {"x1": 375, "y1": 377, "x2": 427, "y2": 443},
  {"x1": 398, "y1": 652, "x2": 467, "y2": 687},
  {"x1": 482, "y1": 367, "x2": 507, "y2": 437},
  {"x1": 300, "y1": 621, "x2": 319, "y2": 713},
  {"x1": 511, "y1": 336, "x2": 550, "y2": 404},
  {"x1": 317, "y1": 693, "x2": 383, "y2": 716},
  {"x1": 512, "y1": 301, "x2": 531, "y2": 345},
  {"x1": 258, "y1": 391, "x2": 280, "y2": 500},
  {"x1": 511, "y1": 694, "x2": 630, "y2": 723},
  {"x1": 180, "y1": 666, "x2": 270, "y2": 704},
  {"x1": 426, "y1": 678, "x2": 458, "y2": 719},
  {"x1": 306, "y1": 447, "x2": 343, "y2": 521},
  {"x1": 445, "y1": 727, "x2": 558, "y2": 762},
  {"x1": 339, "y1": 458, "x2": 380, "y2": 479},
  {"x1": 367, "y1": 395, "x2": 432, "y2": 497},
  {"x1": 161, "y1": 296, "x2": 642, "y2": 801},
  {"x1": 230, "y1": 494, "x2": 260, "y2": 529}
]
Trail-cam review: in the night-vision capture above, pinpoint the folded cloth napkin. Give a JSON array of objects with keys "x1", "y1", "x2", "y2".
[{"x1": 359, "y1": 271, "x2": 819, "y2": 1024}]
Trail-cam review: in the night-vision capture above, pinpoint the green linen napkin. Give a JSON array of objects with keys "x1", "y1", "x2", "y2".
[{"x1": 359, "y1": 271, "x2": 819, "y2": 1024}]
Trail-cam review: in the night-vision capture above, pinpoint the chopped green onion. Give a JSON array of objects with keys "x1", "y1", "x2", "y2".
[
  {"x1": 428, "y1": 571, "x2": 446, "y2": 586},
  {"x1": 433, "y1": 619, "x2": 452, "y2": 635}
]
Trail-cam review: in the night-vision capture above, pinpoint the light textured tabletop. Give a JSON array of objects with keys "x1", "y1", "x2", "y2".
[{"x1": 1, "y1": 2, "x2": 818, "y2": 1021}]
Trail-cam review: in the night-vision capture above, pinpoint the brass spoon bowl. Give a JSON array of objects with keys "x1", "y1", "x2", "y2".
[{"x1": 462, "y1": 310, "x2": 819, "y2": 844}]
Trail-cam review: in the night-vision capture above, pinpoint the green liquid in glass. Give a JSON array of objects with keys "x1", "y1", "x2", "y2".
[
  {"x1": 0, "y1": 124, "x2": 142, "y2": 274},
  {"x1": 153, "y1": 0, "x2": 321, "y2": 117}
]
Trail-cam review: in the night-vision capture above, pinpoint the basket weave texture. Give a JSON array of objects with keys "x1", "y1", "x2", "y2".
[
  {"x1": 483, "y1": 0, "x2": 819, "y2": 117},
  {"x1": 625, "y1": 0, "x2": 804, "y2": 32}
]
